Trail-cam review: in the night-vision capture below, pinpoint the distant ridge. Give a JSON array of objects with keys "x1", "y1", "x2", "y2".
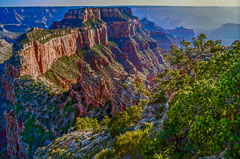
[{"x1": 207, "y1": 23, "x2": 240, "y2": 45}]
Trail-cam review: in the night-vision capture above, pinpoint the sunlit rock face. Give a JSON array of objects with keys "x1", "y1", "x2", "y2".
[
  {"x1": 1, "y1": 7, "x2": 166, "y2": 158},
  {"x1": 18, "y1": 26, "x2": 108, "y2": 79}
]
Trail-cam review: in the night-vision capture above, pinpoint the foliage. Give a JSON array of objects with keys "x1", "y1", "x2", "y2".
[
  {"x1": 109, "y1": 103, "x2": 144, "y2": 137},
  {"x1": 83, "y1": 19, "x2": 104, "y2": 28},
  {"x1": 114, "y1": 129, "x2": 147, "y2": 158},
  {"x1": 100, "y1": 116, "x2": 111, "y2": 126},
  {"x1": 153, "y1": 34, "x2": 225, "y2": 103},
  {"x1": 109, "y1": 111, "x2": 130, "y2": 137},
  {"x1": 151, "y1": 37, "x2": 240, "y2": 158},
  {"x1": 17, "y1": 28, "x2": 71, "y2": 45},
  {"x1": 45, "y1": 53, "x2": 82, "y2": 88},
  {"x1": 63, "y1": 98, "x2": 77, "y2": 116},
  {"x1": 76, "y1": 117, "x2": 102, "y2": 133},
  {"x1": 21, "y1": 116, "x2": 52, "y2": 153},
  {"x1": 95, "y1": 149, "x2": 116, "y2": 159},
  {"x1": 126, "y1": 105, "x2": 143, "y2": 124},
  {"x1": 96, "y1": 124, "x2": 152, "y2": 159},
  {"x1": 142, "y1": 130, "x2": 169, "y2": 158},
  {"x1": 132, "y1": 78, "x2": 151, "y2": 97},
  {"x1": 189, "y1": 115, "x2": 240, "y2": 156}
]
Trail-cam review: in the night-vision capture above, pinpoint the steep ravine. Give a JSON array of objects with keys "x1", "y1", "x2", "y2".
[{"x1": 1, "y1": 7, "x2": 166, "y2": 158}]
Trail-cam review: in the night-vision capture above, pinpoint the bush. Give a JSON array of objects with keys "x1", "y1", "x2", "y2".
[
  {"x1": 100, "y1": 116, "x2": 111, "y2": 126},
  {"x1": 76, "y1": 117, "x2": 102, "y2": 133},
  {"x1": 126, "y1": 105, "x2": 143, "y2": 124},
  {"x1": 114, "y1": 129, "x2": 147, "y2": 157},
  {"x1": 109, "y1": 104, "x2": 144, "y2": 137},
  {"x1": 95, "y1": 149, "x2": 116, "y2": 159},
  {"x1": 109, "y1": 111, "x2": 130, "y2": 137}
]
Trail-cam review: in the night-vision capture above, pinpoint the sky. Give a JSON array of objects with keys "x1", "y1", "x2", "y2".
[{"x1": 0, "y1": 0, "x2": 240, "y2": 7}]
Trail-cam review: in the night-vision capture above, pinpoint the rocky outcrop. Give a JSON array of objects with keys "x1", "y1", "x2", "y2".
[
  {"x1": 19, "y1": 25, "x2": 108, "y2": 79},
  {"x1": 167, "y1": 26, "x2": 195, "y2": 42},
  {"x1": 141, "y1": 18, "x2": 195, "y2": 49},
  {"x1": 140, "y1": 18, "x2": 178, "y2": 50},
  {"x1": 1, "y1": 64, "x2": 19, "y2": 105},
  {"x1": 48, "y1": 7, "x2": 165, "y2": 79},
  {"x1": 4, "y1": 113, "x2": 27, "y2": 159},
  {"x1": 34, "y1": 130, "x2": 112, "y2": 159},
  {"x1": 65, "y1": 8, "x2": 101, "y2": 22},
  {"x1": 51, "y1": 8, "x2": 102, "y2": 29},
  {"x1": 107, "y1": 42, "x2": 136, "y2": 74},
  {"x1": 51, "y1": 7, "x2": 140, "y2": 39},
  {"x1": 0, "y1": 39, "x2": 12, "y2": 64},
  {"x1": 110, "y1": 75, "x2": 146, "y2": 113},
  {"x1": 1, "y1": 7, "x2": 166, "y2": 159}
]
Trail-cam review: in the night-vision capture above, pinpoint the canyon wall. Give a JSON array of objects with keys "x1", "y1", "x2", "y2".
[
  {"x1": 1, "y1": 7, "x2": 165, "y2": 159},
  {"x1": 19, "y1": 25, "x2": 108, "y2": 79},
  {"x1": 19, "y1": 7, "x2": 165, "y2": 80},
  {"x1": 140, "y1": 17, "x2": 195, "y2": 49}
]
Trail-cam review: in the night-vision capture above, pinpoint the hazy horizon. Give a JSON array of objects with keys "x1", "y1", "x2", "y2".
[
  {"x1": 0, "y1": 5, "x2": 240, "y2": 8},
  {"x1": 1, "y1": 0, "x2": 240, "y2": 7}
]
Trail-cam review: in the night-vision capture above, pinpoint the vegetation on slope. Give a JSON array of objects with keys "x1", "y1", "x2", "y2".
[
  {"x1": 94, "y1": 35, "x2": 240, "y2": 158},
  {"x1": 44, "y1": 53, "x2": 82, "y2": 88},
  {"x1": 44, "y1": 44, "x2": 124, "y2": 91},
  {"x1": 33, "y1": 35, "x2": 239, "y2": 159},
  {"x1": 16, "y1": 28, "x2": 71, "y2": 45},
  {"x1": 6, "y1": 75, "x2": 79, "y2": 156},
  {"x1": 83, "y1": 19, "x2": 105, "y2": 29},
  {"x1": 0, "y1": 39, "x2": 13, "y2": 63}
]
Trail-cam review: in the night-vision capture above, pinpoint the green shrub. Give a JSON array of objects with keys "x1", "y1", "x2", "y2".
[
  {"x1": 95, "y1": 149, "x2": 116, "y2": 159},
  {"x1": 100, "y1": 116, "x2": 111, "y2": 126},
  {"x1": 75, "y1": 117, "x2": 102, "y2": 133}
]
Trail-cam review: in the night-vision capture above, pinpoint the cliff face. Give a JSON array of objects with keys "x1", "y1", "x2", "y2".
[
  {"x1": 65, "y1": 8, "x2": 101, "y2": 23},
  {"x1": 140, "y1": 18, "x2": 195, "y2": 49},
  {"x1": 50, "y1": 7, "x2": 165, "y2": 78},
  {"x1": 4, "y1": 113, "x2": 27, "y2": 159},
  {"x1": 51, "y1": 7, "x2": 140, "y2": 39},
  {"x1": 140, "y1": 17, "x2": 178, "y2": 50},
  {"x1": 2, "y1": 7, "x2": 165, "y2": 158},
  {"x1": 167, "y1": 26, "x2": 195, "y2": 42},
  {"x1": 101, "y1": 8, "x2": 140, "y2": 39},
  {"x1": 0, "y1": 39, "x2": 13, "y2": 64},
  {"x1": 19, "y1": 26, "x2": 108, "y2": 79}
]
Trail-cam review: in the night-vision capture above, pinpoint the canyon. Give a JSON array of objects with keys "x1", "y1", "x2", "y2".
[
  {"x1": 1, "y1": 7, "x2": 166, "y2": 158},
  {"x1": 0, "y1": 6, "x2": 239, "y2": 159}
]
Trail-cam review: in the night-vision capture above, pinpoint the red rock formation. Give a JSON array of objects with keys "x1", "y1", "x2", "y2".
[
  {"x1": 108, "y1": 43, "x2": 136, "y2": 74},
  {"x1": 101, "y1": 8, "x2": 141, "y2": 39},
  {"x1": 4, "y1": 113, "x2": 26, "y2": 159},
  {"x1": 1, "y1": 64, "x2": 19, "y2": 105},
  {"x1": 1, "y1": 7, "x2": 167, "y2": 159},
  {"x1": 65, "y1": 8, "x2": 101, "y2": 23},
  {"x1": 19, "y1": 25, "x2": 108, "y2": 79},
  {"x1": 106, "y1": 19, "x2": 140, "y2": 39},
  {"x1": 140, "y1": 17, "x2": 179, "y2": 50},
  {"x1": 50, "y1": 7, "x2": 165, "y2": 77}
]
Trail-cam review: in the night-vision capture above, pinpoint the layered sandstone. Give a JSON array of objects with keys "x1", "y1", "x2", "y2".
[
  {"x1": 1, "y1": 7, "x2": 166, "y2": 159},
  {"x1": 0, "y1": 39, "x2": 12, "y2": 64},
  {"x1": 19, "y1": 25, "x2": 108, "y2": 79},
  {"x1": 4, "y1": 113, "x2": 27, "y2": 159},
  {"x1": 65, "y1": 8, "x2": 101, "y2": 22},
  {"x1": 24, "y1": 7, "x2": 165, "y2": 80},
  {"x1": 51, "y1": 7, "x2": 141, "y2": 40},
  {"x1": 140, "y1": 17, "x2": 178, "y2": 50}
]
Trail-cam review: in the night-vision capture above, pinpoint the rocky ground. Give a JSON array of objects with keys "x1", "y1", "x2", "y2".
[
  {"x1": 0, "y1": 39, "x2": 12, "y2": 64},
  {"x1": 0, "y1": 7, "x2": 169, "y2": 158}
]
